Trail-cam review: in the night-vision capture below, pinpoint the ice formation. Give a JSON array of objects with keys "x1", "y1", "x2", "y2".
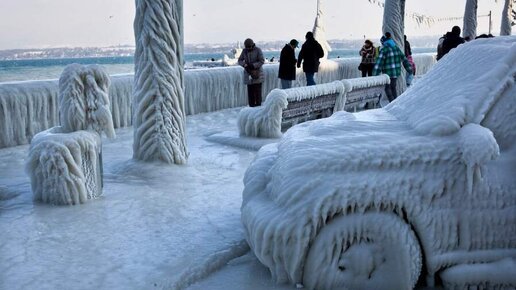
[
  {"x1": 463, "y1": 0, "x2": 478, "y2": 40},
  {"x1": 25, "y1": 64, "x2": 117, "y2": 205},
  {"x1": 312, "y1": 0, "x2": 332, "y2": 59},
  {"x1": 133, "y1": 0, "x2": 188, "y2": 164},
  {"x1": 238, "y1": 81, "x2": 346, "y2": 138},
  {"x1": 382, "y1": 0, "x2": 407, "y2": 93},
  {"x1": 238, "y1": 89, "x2": 288, "y2": 139},
  {"x1": 500, "y1": 0, "x2": 514, "y2": 36},
  {"x1": 241, "y1": 36, "x2": 516, "y2": 290},
  {"x1": 238, "y1": 76, "x2": 394, "y2": 139},
  {"x1": 26, "y1": 127, "x2": 102, "y2": 205},
  {"x1": 58, "y1": 64, "x2": 115, "y2": 138},
  {"x1": 0, "y1": 55, "x2": 436, "y2": 148}
]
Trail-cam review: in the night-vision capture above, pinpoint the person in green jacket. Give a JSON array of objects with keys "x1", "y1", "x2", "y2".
[{"x1": 373, "y1": 33, "x2": 413, "y2": 102}]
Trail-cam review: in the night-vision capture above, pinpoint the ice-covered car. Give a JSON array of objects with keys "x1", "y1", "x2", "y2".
[{"x1": 241, "y1": 36, "x2": 516, "y2": 290}]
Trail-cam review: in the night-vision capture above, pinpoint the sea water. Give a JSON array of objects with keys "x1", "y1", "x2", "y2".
[{"x1": 0, "y1": 48, "x2": 434, "y2": 83}]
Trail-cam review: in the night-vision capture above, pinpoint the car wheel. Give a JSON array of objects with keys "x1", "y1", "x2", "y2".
[{"x1": 303, "y1": 212, "x2": 422, "y2": 290}]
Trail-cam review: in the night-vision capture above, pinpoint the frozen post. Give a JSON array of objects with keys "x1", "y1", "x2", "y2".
[
  {"x1": 500, "y1": 0, "x2": 514, "y2": 36},
  {"x1": 313, "y1": 0, "x2": 332, "y2": 59},
  {"x1": 382, "y1": 0, "x2": 407, "y2": 93},
  {"x1": 133, "y1": 0, "x2": 189, "y2": 164},
  {"x1": 463, "y1": 0, "x2": 478, "y2": 40},
  {"x1": 27, "y1": 64, "x2": 115, "y2": 205}
]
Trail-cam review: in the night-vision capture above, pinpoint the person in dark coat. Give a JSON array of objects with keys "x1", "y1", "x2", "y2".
[
  {"x1": 297, "y1": 31, "x2": 324, "y2": 86},
  {"x1": 440, "y1": 26, "x2": 465, "y2": 59},
  {"x1": 238, "y1": 38, "x2": 265, "y2": 107},
  {"x1": 278, "y1": 39, "x2": 298, "y2": 89}
]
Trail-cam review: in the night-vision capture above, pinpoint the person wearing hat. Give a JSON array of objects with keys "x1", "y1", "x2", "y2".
[
  {"x1": 278, "y1": 39, "x2": 299, "y2": 89},
  {"x1": 297, "y1": 31, "x2": 324, "y2": 86},
  {"x1": 238, "y1": 38, "x2": 265, "y2": 107}
]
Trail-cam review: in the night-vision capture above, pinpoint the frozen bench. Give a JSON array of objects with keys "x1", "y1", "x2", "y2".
[
  {"x1": 238, "y1": 75, "x2": 390, "y2": 138},
  {"x1": 343, "y1": 75, "x2": 389, "y2": 112},
  {"x1": 26, "y1": 64, "x2": 115, "y2": 205}
]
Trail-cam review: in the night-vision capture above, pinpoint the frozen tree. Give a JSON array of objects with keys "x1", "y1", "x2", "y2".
[
  {"x1": 463, "y1": 0, "x2": 478, "y2": 40},
  {"x1": 133, "y1": 0, "x2": 189, "y2": 164},
  {"x1": 382, "y1": 0, "x2": 407, "y2": 93},
  {"x1": 382, "y1": 0, "x2": 405, "y2": 51},
  {"x1": 313, "y1": 0, "x2": 332, "y2": 59},
  {"x1": 500, "y1": 0, "x2": 514, "y2": 35}
]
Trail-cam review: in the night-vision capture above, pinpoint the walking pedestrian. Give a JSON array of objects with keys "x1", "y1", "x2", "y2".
[
  {"x1": 373, "y1": 33, "x2": 413, "y2": 102},
  {"x1": 297, "y1": 32, "x2": 324, "y2": 86},
  {"x1": 278, "y1": 39, "x2": 298, "y2": 89}
]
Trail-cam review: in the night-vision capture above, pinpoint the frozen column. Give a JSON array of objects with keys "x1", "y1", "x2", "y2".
[
  {"x1": 463, "y1": 0, "x2": 478, "y2": 40},
  {"x1": 500, "y1": 0, "x2": 513, "y2": 36},
  {"x1": 27, "y1": 64, "x2": 115, "y2": 205},
  {"x1": 382, "y1": 0, "x2": 407, "y2": 94},
  {"x1": 313, "y1": 0, "x2": 332, "y2": 59},
  {"x1": 132, "y1": 0, "x2": 188, "y2": 164}
]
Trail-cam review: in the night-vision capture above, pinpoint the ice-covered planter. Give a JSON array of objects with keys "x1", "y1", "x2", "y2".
[
  {"x1": 27, "y1": 127, "x2": 103, "y2": 205},
  {"x1": 26, "y1": 64, "x2": 115, "y2": 205},
  {"x1": 241, "y1": 37, "x2": 516, "y2": 290}
]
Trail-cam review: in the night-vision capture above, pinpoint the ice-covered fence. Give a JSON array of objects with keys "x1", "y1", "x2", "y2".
[
  {"x1": 0, "y1": 54, "x2": 435, "y2": 148},
  {"x1": 0, "y1": 75, "x2": 131, "y2": 148}
]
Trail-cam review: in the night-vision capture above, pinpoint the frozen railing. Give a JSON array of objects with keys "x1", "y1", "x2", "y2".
[
  {"x1": 0, "y1": 54, "x2": 435, "y2": 148},
  {"x1": 238, "y1": 81, "x2": 347, "y2": 138}
]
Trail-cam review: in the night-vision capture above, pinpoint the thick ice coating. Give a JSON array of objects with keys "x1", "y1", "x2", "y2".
[{"x1": 241, "y1": 36, "x2": 516, "y2": 290}]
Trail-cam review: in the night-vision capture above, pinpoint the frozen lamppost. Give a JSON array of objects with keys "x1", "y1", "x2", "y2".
[
  {"x1": 313, "y1": 0, "x2": 332, "y2": 59},
  {"x1": 133, "y1": 0, "x2": 189, "y2": 164},
  {"x1": 463, "y1": 0, "x2": 478, "y2": 40},
  {"x1": 382, "y1": 0, "x2": 407, "y2": 93},
  {"x1": 500, "y1": 0, "x2": 514, "y2": 35}
]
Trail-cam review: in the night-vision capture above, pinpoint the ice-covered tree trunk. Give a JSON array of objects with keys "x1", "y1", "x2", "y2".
[
  {"x1": 382, "y1": 0, "x2": 406, "y2": 93},
  {"x1": 382, "y1": 0, "x2": 405, "y2": 53},
  {"x1": 313, "y1": 0, "x2": 332, "y2": 59},
  {"x1": 463, "y1": 0, "x2": 478, "y2": 40},
  {"x1": 133, "y1": 0, "x2": 188, "y2": 164},
  {"x1": 500, "y1": 0, "x2": 514, "y2": 35}
]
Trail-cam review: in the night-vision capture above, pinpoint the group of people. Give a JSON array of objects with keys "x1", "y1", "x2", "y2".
[
  {"x1": 238, "y1": 31, "x2": 324, "y2": 107},
  {"x1": 358, "y1": 32, "x2": 414, "y2": 102},
  {"x1": 238, "y1": 25, "x2": 473, "y2": 108}
]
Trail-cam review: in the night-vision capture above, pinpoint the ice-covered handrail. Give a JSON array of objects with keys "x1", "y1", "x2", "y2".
[
  {"x1": 342, "y1": 74, "x2": 390, "y2": 91},
  {"x1": 59, "y1": 64, "x2": 116, "y2": 138},
  {"x1": 238, "y1": 89, "x2": 288, "y2": 138},
  {"x1": 283, "y1": 81, "x2": 347, "y2": 102}
]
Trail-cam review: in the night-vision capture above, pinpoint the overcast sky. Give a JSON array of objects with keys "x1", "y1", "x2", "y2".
[{"x1": 0, "y1": 0, "x2": 507, "y2": 50}]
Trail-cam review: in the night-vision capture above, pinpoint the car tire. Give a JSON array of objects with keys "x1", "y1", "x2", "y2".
[{"x1": 303, "y1": 212, "x2": 422, "y2": 290}]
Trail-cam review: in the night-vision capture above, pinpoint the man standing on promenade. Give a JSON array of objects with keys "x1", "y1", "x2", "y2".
[
  {"x1": 297, "y1": 32, "x2": 324, "y2": 86},
  {"x1": 238, "y1": 38, "x2": 265, "y2": 107},
  {"x1": 278, "y1": 39, "x2": 298, "y2": 89},
  {"x1": 373, "y1": 33, "x2": 413, "y2": 102}
]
